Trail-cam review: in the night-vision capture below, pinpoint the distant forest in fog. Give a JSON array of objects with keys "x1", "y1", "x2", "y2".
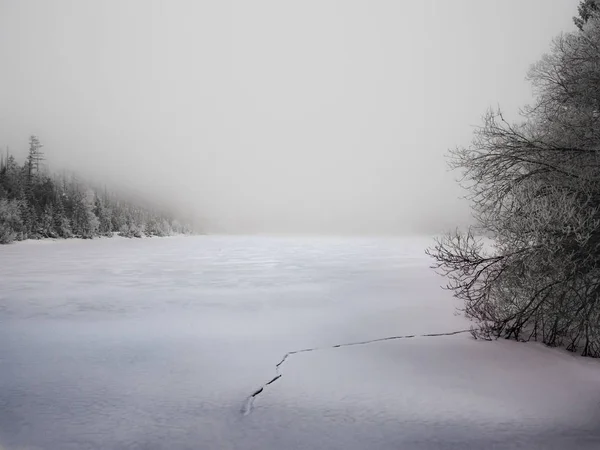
[{"x1": 0, "y1": 136, "x2": 193, "y2": 244}]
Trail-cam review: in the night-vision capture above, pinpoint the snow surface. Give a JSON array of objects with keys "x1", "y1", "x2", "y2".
[{"x1": 0, "y1": 235, "x2": 599, "y2": 450}]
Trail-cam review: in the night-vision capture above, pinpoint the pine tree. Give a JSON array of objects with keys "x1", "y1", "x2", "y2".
[
  {"x1": 55, "y1": 198, "x2": 69, "y2": 237},
  {"x1": 26, "y1": 135, "x2": 44, "y2": 179},
  {"x1": 93, "y1": 195, "x2": 113, "y2": 236}
]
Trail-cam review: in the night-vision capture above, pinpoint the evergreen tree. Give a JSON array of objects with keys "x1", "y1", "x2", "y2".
[
  {"x1": 26, "y1": 135, "x2": 44, "y2": 180},
  {"x1": 93, "y1": 195, "x2": 113, "y2": 236},
  {"x1": 0, "y1": 199, "x2": 23, "y2": 243}
]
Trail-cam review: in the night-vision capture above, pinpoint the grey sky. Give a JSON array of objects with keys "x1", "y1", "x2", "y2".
[{"x1": 0, "y1": 0, "x2": 578, "y2": 234}]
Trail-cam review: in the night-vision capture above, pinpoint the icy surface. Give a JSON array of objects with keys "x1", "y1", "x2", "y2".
[{"x1": 0, "y1": 236, "x2": 599, "y2": 450}]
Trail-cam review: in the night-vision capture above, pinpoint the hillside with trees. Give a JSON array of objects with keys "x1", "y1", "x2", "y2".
[
  {"x1": 0, "y1": 136, "x2": 193, "y2": 244},
  {"x1": 428, "y1": 2, "x2": 600, "y2": 356}
]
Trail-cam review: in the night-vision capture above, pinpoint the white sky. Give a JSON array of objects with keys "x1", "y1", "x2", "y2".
[{"x1": 0, "y1": 0, "x2": 578, "y2": 233}]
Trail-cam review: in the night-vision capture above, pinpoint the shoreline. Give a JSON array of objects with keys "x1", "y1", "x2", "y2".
[{"x1": 4, "y1": 232, "x2": 195, "y2": 246}]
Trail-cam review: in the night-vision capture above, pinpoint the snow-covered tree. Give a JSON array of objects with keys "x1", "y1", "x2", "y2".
[
  {"x1": 574, "y1": 0, "x2": 599, "y2": 31},
  {"x1": 93, "y1": 195, "x2": 113, "y2": 236},
  {"x1": 0, "y1": 198, "x2": 23, "y2": 243},
  {"x1": 26, "y1": 135, "x2": 44, "y2": 179},
  {"x1": 428, "y1": 15, "x2": 600, "y2": 356}
]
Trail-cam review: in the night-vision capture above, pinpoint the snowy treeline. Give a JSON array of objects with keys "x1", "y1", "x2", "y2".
[
  {"x1": 0, "y1": 136, "x2": 192, "y2": 244},
  {"x1": 428, "y1": 3, "x2": 600, "y2": 356}
]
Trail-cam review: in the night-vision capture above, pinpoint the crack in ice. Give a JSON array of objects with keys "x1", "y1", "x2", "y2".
[{"x1": 240, "y1": 328, "x2": 472, "y2": 416}]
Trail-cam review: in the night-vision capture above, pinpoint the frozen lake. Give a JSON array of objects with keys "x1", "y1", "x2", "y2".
[{"x1": 1, "y1": 236, "x2": 599, "y2": 449}]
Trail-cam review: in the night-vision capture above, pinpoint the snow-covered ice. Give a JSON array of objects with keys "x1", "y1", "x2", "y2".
[{"x1": 1, "y1": 235, "x2": 599, "y2": 449}]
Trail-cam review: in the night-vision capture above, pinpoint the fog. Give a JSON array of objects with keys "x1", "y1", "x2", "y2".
[{"x1": 0, "y1": 1, "x2": 577, "y2": 234}]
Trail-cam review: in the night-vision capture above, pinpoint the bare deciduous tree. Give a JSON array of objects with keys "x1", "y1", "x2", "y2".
[{"x1": 428, "y1": 16, "x2": 600, "y2": 356}]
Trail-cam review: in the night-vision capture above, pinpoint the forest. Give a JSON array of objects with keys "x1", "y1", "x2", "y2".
[{"x1": 0, "y1": 136, "x2": 192, "y2": 244}]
